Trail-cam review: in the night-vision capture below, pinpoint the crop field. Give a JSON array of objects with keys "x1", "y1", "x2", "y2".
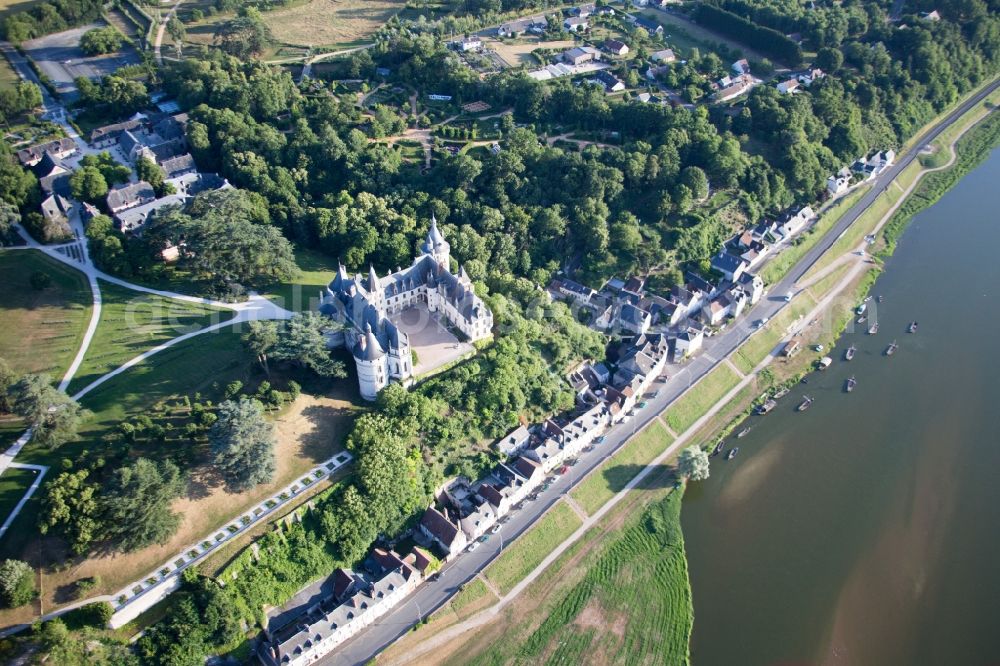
[
  {"x1": 484, "y1": 500, "x2": 581, "y2": 595},
  {"x1": 571, "y1": 420, "x2": 674, "y2": 515},
  {"x1": 66, "y1": 280, "x2": 230, "y2": 395},
  {"x1": 263, "y1": 0, "x2": 406, "y2": 48},
  {"x1": 488, "y1": 37, "x2": 574, "y2": 68},
  {"x1": 0, "y1": 250, "x2": 91, "y2": 378},
  {"x1": 665, "y1": 363, "x2": 741, "y2": 434},
  {"x1": 459, "y1": 491, "x2": 693, "y2": 666}
]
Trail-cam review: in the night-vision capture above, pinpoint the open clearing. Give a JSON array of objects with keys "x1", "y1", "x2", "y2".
[
  {"x1": 0, "y1": 249, "x2": 91, "y2": 378},
  {"x1": 266, "y1": 247, "x2": 339, "y2": 313},
  {"x1": 264, "y1": 0, "x2": 405, "y2": 47},
  {"x1": 488, "y1": 37, "x2": 574, "y2": 68},
  {"x1": 0, "y1": 467, "x2": 38, "y2": 527},
  {"x1": 66, "y1": 280, "x2": 230, "y2": 395}
]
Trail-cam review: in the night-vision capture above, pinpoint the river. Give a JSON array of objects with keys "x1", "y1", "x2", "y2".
[{"x1": 682, "y1": 147, "x2": 1000, "y2": 666}]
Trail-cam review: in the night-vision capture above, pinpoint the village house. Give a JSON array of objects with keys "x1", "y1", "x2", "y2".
[
  {"x1": 650, "y1": 48, "x2": 676, "y2": 63},
  {"x1": 40, "y1": 193, "x2": 73, "y2": 227},
  {"x1": 797, "y1": 68, "x2": 825, "y2": 86},
  {"x1": 646, "y1": 64, "x2": 671, "y2": 81},
  {"x1": 710, "y1": 250, "x2": 749, "y2": 281},
  {"x1": 603, "y1": 39, "x2": 629, "y2": 56},
  {"x1": 495, "y1": 425, "x2": 532, "y2": 457},
  {"x1": 419, "y1": 506, "x2": 467, "y2": 559},
  {"x1": 731, "y1": 58, "x2": 751, "y2": 75},
  {"x1": 16, "y1": 137, "x2": 76, "y2": 167},
  {"x1": 89, "y1": 118, "x2": 146, "y2": 148},
  {"x1": 106, "y1": 181, "x2": 156, "y2": 214},
  {"x1": 777, "y1": 77, "x2": 801, "y2": 94},
  {"x1": 496, "y1": 16, "x2": 546, "y2": 37},
  {"x1": 852, "y1": 150, "x2": 896, "y2": 180},
  {"x1": 563, "y1": 16, "x2": 589, "y2": 32},
  {"x1": 827, "y1": 167, "x2": 852, "y2": 195},
  {"x1": 673, "y1": 325, "x2": 704, "y2": 361},
  {"x1": 561, "y1": 46, "x2": 600, "y2": 66},
  {"x1": 449, "y1": 36, "x2": 482, "y2": 52},
  {"x1": 778, "y1": 205, "x2": 815, "y2": 238},
  {"x1": 34, "y1": 152, "x2": 72, "y2": 196},
  {"x1": 549, "y1": 276, "x2": 596, "y2": 304},
  {"x1": 595, "y1": 70, "x2": 626, "y2": 92},
  {"x1": 634, "y1": 16, "x2": 664, "y2": 35},
  {"x1": 619, "y1": 302, "x2": 652, "y2": 334},
  {"x1": 159, "y1": 153, "x2": 197, "y2": 180},
  {"x1": 116, "y1": 194, "x2": 186, "y2": 233},
  {"x1": 714, "y1": 74, "x2": 757, "y2": 102}
]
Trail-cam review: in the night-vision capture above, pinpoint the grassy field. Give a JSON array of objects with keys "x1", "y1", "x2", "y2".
[
  {"x1": 66, "y1": 280, "x2": 230, "y2": 395},
  {"x1": 264, "y1": 0, "x2": 405, "y2": 48},
  {"x1": 571, "y1": 420, "x2": 674, "y2": 515},
  {"x1": 484, "y1": 500, "x2": 582, "y2": 595},
  {"x1": 457, "y1": 490, "x2": 693, "y2": 666},
  {"x1": 0, "y1": 467, "x2": 37, "y2": 525},
  {"x1": 265, "y1": 247, "x2": 339, "y2": 313},
  {"x1": 665, "y1": 363, "x2": 741, "y2": 434},
  {"x1": 733, "y1": 292, "x2": 817, "y2": 373},
  {"x1": 0, "y1": 250, "x2": 91, "y2": 379}
]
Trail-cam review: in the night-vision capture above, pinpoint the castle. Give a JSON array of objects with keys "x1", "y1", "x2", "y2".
[{"x1": 321, "y1": 218, "x2": 493, "y2": 400}]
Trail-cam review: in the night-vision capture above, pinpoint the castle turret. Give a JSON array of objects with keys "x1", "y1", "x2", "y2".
[
  {"x1": 421, "y1": 215, "x2": 450, "y2": 267},
  {"x1": 353, "y1": 323, "x2": 388, "y2": 400}
]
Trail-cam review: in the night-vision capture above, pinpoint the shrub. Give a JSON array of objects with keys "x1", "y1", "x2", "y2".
[{"x1": 0, "y1": 559, "x2": 34, "y2": 608}]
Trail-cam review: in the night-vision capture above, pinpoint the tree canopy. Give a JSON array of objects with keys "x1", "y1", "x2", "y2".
[
  {"x1": 100, "y1": 458, "x2": 186, "y2": 552},
  {"x1": 209, "y1": 397, "x2": 276, "y2": 491}
]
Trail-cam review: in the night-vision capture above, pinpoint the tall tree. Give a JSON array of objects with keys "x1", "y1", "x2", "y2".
[
  {"x1": 272, "y1": 312, "x2": 345, "y2": 378},
  {"x1": 0, "y1": 559, "x2": 34, "y2": 608},
  {"x1": 678, "y1": 445, "x2": 710, "y2": 481},
  {"x1": 101, "y1": 459, "x2": 186, "y2": 552},
  {"x1": 208, "y1": 398, "x2": 276, "y2": 491},
  {"x1": 242, "y1": 320, "x2": 278, "y2": 376},
  {"x1": 9, "y1": 374, "x2": 82, "y2": 448},
  {"x1": 39, "y1": 469, "x2": 101, "y2": 555}
]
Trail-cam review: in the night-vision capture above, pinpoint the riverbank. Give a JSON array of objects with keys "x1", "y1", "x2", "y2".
[
  {"x1": 369, "y1": 83, "x2": 1000, "y2": 666},
  {"x1": 683, "y1": 138, "x2": 1000, "y2": 666}
]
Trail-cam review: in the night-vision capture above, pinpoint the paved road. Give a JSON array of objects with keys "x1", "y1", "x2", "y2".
[{"x1": 316, "y1": 75, "x2": 1000, "y2": 666}]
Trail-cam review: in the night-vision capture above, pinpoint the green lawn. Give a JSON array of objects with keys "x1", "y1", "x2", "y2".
[
  {"x1": 571, "y1": 420, "x2": 674, "y2": 515},
  {"x1": 265, "y1": 247, "x2": 340, "y2": 313},
  {"x1": 65, "y1": 280, "x2": 230, "y2": 395},
  {"x1": 484, "y1": 500, "x2": 582, "y2": 595},
  {"x1": 448, "y1": 577, "x2": 493, "y2": 617},
  {"x1": 665, "y1": 363, "x2": 741, "y2": 434},
  {"x1": 0, "y1": 467, "x2": 38, "y2": 526},
  {"x1": 0, "y1": 250, "x2": 92, "y2": 379},
  {"x1": 458, "y1": 490, "x2": 693, "y2": 666},
  {"x1": 734, "y1": 292, "x2": 817, "y2": 372}
]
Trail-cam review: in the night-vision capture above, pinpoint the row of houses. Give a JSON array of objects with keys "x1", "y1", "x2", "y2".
[
  {"x1": 826, "y1": 150, "x2": 896, "y2": 195},
  {"x1": 260, "y1": 548, "x2": 428, "y2": 666}
]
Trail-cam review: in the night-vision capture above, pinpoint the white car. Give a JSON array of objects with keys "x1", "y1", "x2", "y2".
[
  {"x1": 466, "y1": 541, "x2": 480, "y2": 553},
  {"x1": 784, "y1": 290, "x2": 793, "y2": 302}
]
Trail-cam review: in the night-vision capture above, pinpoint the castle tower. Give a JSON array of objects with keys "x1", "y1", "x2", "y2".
[
  {"x1": 367, "y1": 265, "x2": 385, "y2": 317},
  {"x1": 353, "y1": 323, "x2": 388, "y2": 400},
  {"x1": 421, "y1": 215, "x2": 450, "y2": 268}
]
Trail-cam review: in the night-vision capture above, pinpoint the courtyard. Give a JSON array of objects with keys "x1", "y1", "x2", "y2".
[{"x1": 390, "y1": 305, "x2": 473, "y2": 377}]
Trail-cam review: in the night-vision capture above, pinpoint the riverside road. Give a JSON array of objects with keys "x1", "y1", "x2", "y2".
[{"x1": 318, "y1": 76, "x2": 1000, "y2": 666}]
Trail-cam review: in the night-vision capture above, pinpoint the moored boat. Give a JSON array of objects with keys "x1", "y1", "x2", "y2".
[
  {"x1": 856, "y1": 303, "x2": 867, "y2": 315},
  {"x1": 737, "y1": 426, "x2": 752, "y2": 438},
  {"x1": 797, "y1": 396, "x2": 814, "y2": 412},
  {"x1": 818, "y1": 356, "x2": 833, "y2": 370},
  {"x1": 908, "y1": 321, "x2": 918, "y2": 333},
  {"x1": 726, "y1": 447, "x2": 739, "y2": 460},
  {"x1": 877, "y1": 295, "x2": 884, "y2": 303},
  {"x1": 857, "y1": 315, "x2": 867, "y2": 324},
  {"x1": 772, "y1": 387, "x2": 790, "y2": 399},
  {"x1": 711, "y1": 440, "x2": 725, "y2": 457},
  {"x1": 869, "y1": 322, "x2": 880, "y2": 335},
  {"x1": 886, "y1": 340, "x2": 898, "y2": 356},
  {"x1": 845, "y1": 376, "x2": 857, "y2": 393},
  {"x1": 845, "y1": 345, "x2": 857, "y2": 361},
  {"x1": 756, "y1": 399, "x2": 778, "y2": 415}
]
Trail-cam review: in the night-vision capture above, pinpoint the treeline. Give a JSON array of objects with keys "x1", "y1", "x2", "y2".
[
  {"x1": 1, "y1": 0, "x2": 104, "y2": 42},
  {"x1": 693, "y1": 2, "x2": 803, "y2": 65}
]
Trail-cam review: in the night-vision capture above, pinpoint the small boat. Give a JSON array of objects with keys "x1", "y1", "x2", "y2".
[
  {"x1": 756, "y1": 399, "x2": 777, "y2": 415},
  {"x1": 772, "y1": 387, "x2": 790, "y2": 399},
  {"x1": 797, "y1": 396, "x2": 814, "y2": 412},
  {"x1": 868, "y1": 322, "x2": 880, "y2": 335},
  {"x1": 818, "y1": 356, "x2": 832, "y2": 370},
  {"x1": 711, "y1": 440, "x2": 725, "y2": 457},
  {"x1": 886, "y1": 340, "x2": 898, "y2": 356},
  {"x1": 856, "y1": 303, "x2": 867, "y2": 315},
  {"x1": 845, "y1": 376, "x2": 857, "y2": 393},
  {"x1": 845, "y1": 345, "x2": 856, "y2": 361},
  {"x1": 726, "y1": 447, "x2": 739, "y2": 460},
  {"x1": 908, "y1": 321, "x2": 918, "y2": 333},
  {"x1": 737, "y1": 426, "x2": 752, "y2": 438},
  {"x1": 857, "y1": 315, "x2": 867, "y2": 324},
  {"x1": 877, "y1": 295, "x2": 884, "y2": 303}
]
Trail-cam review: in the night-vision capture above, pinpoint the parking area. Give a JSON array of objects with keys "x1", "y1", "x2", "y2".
[{"x1": 22, "y1": 23, "x2": 142, "y2": 100}]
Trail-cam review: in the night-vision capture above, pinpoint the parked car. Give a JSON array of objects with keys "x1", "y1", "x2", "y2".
[
  {"x1": 638, "y1": 401, "x2": 648, "y2": 409},
  {"x1": 566, "y1": 458, "x2": 579, "y2": 466},
  {"x1": 499, "y1": 515, "x2": 511, "y2": 524},
  {"x1": 489, "y1": 524, "x2": 502, "y2": 535},
  {"x1": 477, "y1": 534, "x2": 490, "y2": 543},
  {"x1": 596, "y1": 435, "x2": 606, "y2": 444},
  {"x1": 785, "y1": 290, "x2": 793, "y2": 301},
  {"x1": 466, "y1": 541, "x2": 480, "y2": 553},
  {"x1": 558, "y1": 465, "x2": 569, "y2": 475}
]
